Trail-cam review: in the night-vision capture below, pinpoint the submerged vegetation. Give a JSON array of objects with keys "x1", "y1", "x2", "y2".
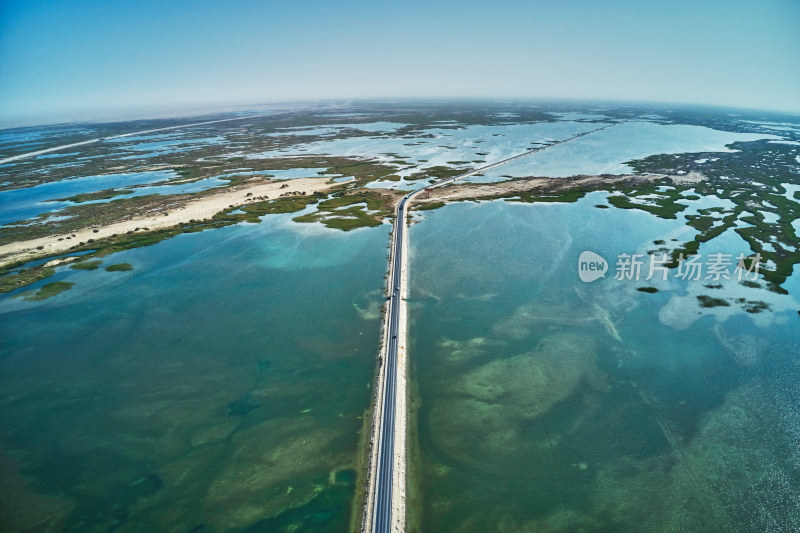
[
  {"x1": 697, "y1": 294, "x2": 730, "y2": 308},
  {"x1": 18, "y1": 280, "x2": 74, "y2": 301},
  {"x1": 0, "y1": 211, "x2": 384, "y2": 530},
  {"x1": 625, "y1": 141, "x2": 800, "y2": 288},
  {"x1": 408, "y1": 177, "x2": 800, "y2": 530},
  {"x1": 5, "y1": 102, "x2": 798, "y2": 296},
  {"x1": 0, "y1": 185, "x2": 398, "y2": 293},
  {"x1": 105, "y1": 262, "x2": 133, "y2": 272},
  {"x1": 293, "y1": 190, "x2": 396, "y2": 230},
  {"x1": 70, "y1": 259, "x2": 102, "y2": 270},
  {"x1": 606, "y1": 185, "x2": 688, "y2": 219},
  {"x1": 414, "y1": 201, "x2": 446, "y2": 211},
  {"x1": 637, "y1": 286, "x2": 660, "y2": 293},
  {"x1": 3, "y1": 101, "x2": 800, "y2": 531},
  {"x1": 0, "y1": 264, "x2": 57, "y2": 295}
]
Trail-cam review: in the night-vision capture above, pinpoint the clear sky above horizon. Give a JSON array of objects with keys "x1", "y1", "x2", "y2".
[{"x1": 1, "y1": 0, "x2": 798, "y2": 126}]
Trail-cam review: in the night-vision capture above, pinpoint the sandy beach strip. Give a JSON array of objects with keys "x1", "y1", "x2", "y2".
[
  {"x1": 0, "y1": 177, "x2": 343, "y2": 268},
  {"x1": 411, "y1": 173, "x2": 683, "y2": 206}
]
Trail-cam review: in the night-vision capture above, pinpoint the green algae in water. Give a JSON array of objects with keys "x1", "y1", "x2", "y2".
[
  {"x1": 227, "y1": 393, "x2": 261, "y2": 416},
  {"x1": 105, "y1": 262, "x2": 134, "y2": 272},
  {"x1": 408, "y1": 198, "x2": 800, "y2": 532},
  {"x1": 334, "y1": 468, "x2": 356, "y2": 484},
  {"x1": 69, "y1": 259, "x2": 102, "y2": 270},
  {"x1": 0, "y1": 214, "x2": 388, "y2": 531},
  {"x1": 19, "y1": 280, "x2": 74, "y2": 301},
  {"x1": 697, "y1": 294, "x2": 730, "y2": 308},
  {"x1": 240, "y1": 473, "x2": 356, "y2": 532}
]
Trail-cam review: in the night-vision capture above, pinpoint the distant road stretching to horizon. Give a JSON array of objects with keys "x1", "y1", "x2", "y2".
[{"x1": 366, "y1": 122, "x2": 617, "y2": 533}]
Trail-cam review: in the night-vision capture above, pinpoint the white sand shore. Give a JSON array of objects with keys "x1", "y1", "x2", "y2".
[
  {"x1": 413, "y1": 173, "x2": 681, "y2": 206},
  {"x1": 0, "y1": 177, "x2": 342, "y2": 268}
]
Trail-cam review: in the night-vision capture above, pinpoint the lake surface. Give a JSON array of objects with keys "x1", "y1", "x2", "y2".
[
  {"x1": 252, "y1": 121, "x2": 605, "y2": 183},
  {"x1": 0, "y1": 170, "x2": 179, "y2": 225},
  {"x1": 2, "y1": 103, "x2": 799, "y2": 532},
  {"x1": 0, "y1": 212, "x2": 390, "y2": 531},
  {"x1": 408, "y1": 197, "x2": 800, "y2": 531},
  {"x1": 479, "y1": 122, "x2": 780, "y2": 178}
]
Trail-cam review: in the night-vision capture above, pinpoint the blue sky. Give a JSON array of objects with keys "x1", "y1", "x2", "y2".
[{"x1": 1, "y1": 0, "x2": 798, "y2": 125}]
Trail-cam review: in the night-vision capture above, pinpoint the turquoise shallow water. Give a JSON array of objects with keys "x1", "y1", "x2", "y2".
[
  {"x1": 2, "y1": 104, "x2": 798, "y2": 532},
  {"x1": 0, "y1": 170, "x2": 178, "y2": 225},
  {"x1": 408, "y1": 197, "x2": 800, "y2": 532},
  {"x1": 0, "y1": 214, "x2": 390, "y2": 531},
  {"x1": 479, "y1": 121, "x2": 780, "y2": 178}
]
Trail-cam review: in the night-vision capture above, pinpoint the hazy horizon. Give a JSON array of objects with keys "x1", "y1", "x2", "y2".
[
  {"x1": 1, "y1": 0, "x2": 799, "y2": 127},
  {"x1": 3, "y1": 97, "x2": 800, "y2": 131}
]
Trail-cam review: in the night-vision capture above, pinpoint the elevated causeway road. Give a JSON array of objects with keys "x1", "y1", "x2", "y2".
[
  {"x1": 365, "y1": 123, "x2": 615, "y2": 533},
  {"x1": 371, "y1": 191, "x2": 407, "y2": 533}
]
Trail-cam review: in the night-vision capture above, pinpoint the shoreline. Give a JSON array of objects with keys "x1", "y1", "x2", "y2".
[
  {"x1": 0, "y1": 177, "x2": 342, "y2": 268},
  {"x1": 1, "y1": 172, "x2": 700, "y2": 270},
  {"x1": 361, "y1": 227, "x2": 392, "y2": 532},
  {"x1": 410, "y1": 172, "x2": 704, "y2": 207}
]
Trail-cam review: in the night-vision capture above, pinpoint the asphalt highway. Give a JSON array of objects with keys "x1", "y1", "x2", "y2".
[
  {"x1": 368, "y1": 122, "x2": 615, "y2": 532},
  {"x1": 371, "y1": 190, "x2": 406, "y2": 532}
]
